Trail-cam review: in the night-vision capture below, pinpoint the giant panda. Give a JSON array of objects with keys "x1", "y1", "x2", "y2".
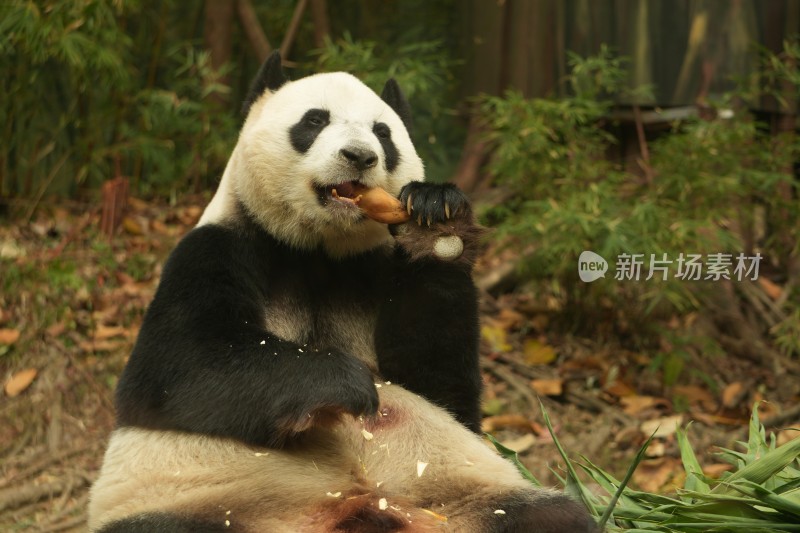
[{"x1": 88, "y1": 52, "x2": 598, "y2": 533}]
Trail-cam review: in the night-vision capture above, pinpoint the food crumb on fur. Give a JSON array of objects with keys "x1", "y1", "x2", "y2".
[
  {"x1": 378, "y1": 498, "x2": 388, "y2": 510},
  {"x1": 362, "y1": 429, "x2": 374, "y2": 440},
  {"x1": 417, "y1": 461, "x2": 428, "y2": 477},
  {"x1": 494, "y1": 509, "x2": 506, "y2": 515}
]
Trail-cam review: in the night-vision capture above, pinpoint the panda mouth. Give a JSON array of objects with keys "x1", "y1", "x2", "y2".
[{"x1": 314, "y1": 180, "x2": 366, "y2": 209}]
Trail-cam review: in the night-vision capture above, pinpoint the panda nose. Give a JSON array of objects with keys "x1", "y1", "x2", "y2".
[{"x1": 340, "y1": 147, "x2": 378, "y2": 171}]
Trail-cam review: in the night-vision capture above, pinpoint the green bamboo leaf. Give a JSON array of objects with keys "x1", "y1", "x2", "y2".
[
  {"x1": 539, "y1": 401, "x2": 599, "y2": 515},
  {"x1": 731, "y1": 480, "x2": 800, "y2": 517},
  {"x1": 713, "y1": 437, "x2": 800, "y2": 493},
  {"x1": 677, "y1": 424, "x2": 711, "y2": 498},
  {"x1": 485, "y1": 433, "x2": 541, "y2": 486}
]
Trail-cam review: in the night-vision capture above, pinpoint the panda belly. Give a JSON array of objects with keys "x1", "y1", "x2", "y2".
[{"x1": 88, "y1": 385, "x2": 555, "y2": 533}]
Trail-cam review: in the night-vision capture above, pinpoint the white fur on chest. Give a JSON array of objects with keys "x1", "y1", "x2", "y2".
[{"x1": 263, "y1": 297, "x2": 379, "y2": 371}]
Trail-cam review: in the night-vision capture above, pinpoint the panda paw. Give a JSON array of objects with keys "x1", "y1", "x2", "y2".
[
  {"x1": 284, "y1": 351, "x2": 379, "y2": 434},
  {"x1": 392, "y1": 182, "x2": 485, "y2": 266}
]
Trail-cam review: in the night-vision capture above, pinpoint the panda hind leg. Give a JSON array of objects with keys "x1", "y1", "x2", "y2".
[
  {"x1": 95, "y1": 512, "x2": 232, "y2": 533},
  {"x1": 488, "y1": 490, "x2": 600, "y2": 533}
]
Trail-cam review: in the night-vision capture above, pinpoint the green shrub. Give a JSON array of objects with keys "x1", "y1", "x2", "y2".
[{"x1": 479, "y1": 43, "x2": 800, "y2": 352}]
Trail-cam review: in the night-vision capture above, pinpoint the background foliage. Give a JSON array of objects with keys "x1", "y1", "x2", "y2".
[
  {"x1": 480, "y1": 40, "x2": 800, "y2": 381},
  {"x1": 0, "y1": 0, "x2": 462, "y2": 208}
]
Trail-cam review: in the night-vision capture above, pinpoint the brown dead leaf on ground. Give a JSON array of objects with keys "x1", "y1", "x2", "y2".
[
  {"x1": 777, "y1": 430, "x2": 799, "y2": 446},
  {"x1": 672, "y1": 384, "x2": 717, "y2": 410},
  {"x1": 523, "y1": 338, "x2": 556, "y2": 365},
  {"x1": 530, "y1": 378, "x2": 563, "y2": 396},
  {"x1": 481, "y1": 323, "x2": 512, "y2": 353},
  {"x1": 0, "y1": 328, "x2": 21, "y2": 344},
  {"x1": 640, "y1": 414, "x2": 684, "y2": 438},
  {"x1": 501, "y1": 433, "x2": 537, "y2": 453},
  {"x1": 690, "y1": 410, "x2": 747, "y2": 426},
  {"x1": 758, "y1": 277, "x2": 783, "y2": 300},
  {"x1": 633, "y1": 457, "x2": 684, "y2": 493},
  {"x1": 79, "y1": 339, "x2": 125, "y2": 353},
  {"x1": 93, "y1": 325, "x2": 129, "y2": 341},
  {"x1": 122, "y1": 216, "x2": 144, "y2": 235},
  {"x1": 722, "y1": 382, "x2": 746, "y2": 409},
  {"x1": 5, "y1": 368, "x2": 38, "y2": 397},
  {"x1": 620, "y1": 395, "x2": 670, "y2": 416},
  {"x1": 494, "y1": 308, "x2": 526, "y2": 331},
  {"x1": 604, "y1": 379, "x2": 637, "y2": 398},
  {"x1": 482, "y1": 414, "x2": 538, "y2": 433},
  {"x1": 703, "y1": 463, "x2": 734, "y2": 478}
]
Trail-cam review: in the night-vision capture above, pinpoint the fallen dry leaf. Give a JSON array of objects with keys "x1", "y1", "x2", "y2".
[
  {"x1": 644, "y1": 440, "x2": 666, "y2": 458},
  {"x1": 721, "y1": 382, "x2": 745, "y2": 409},
  {"x1": 632, "y1": 457, "x2": 683, "y2": 493},
  {"x1": 494, "y1": 308, "x2": 525, "y2": 330},
  {"x1": 122, "y1": 216, "x2": 144, "y2": 235},
  {"x1": 604, "y1": 380, "x2": 636, "y2": 398},
  {"x1": 777, "y1": 430, "x2": 799, "y2": 446},
  {"x1": 640, "y1": 414, "x2": 683, "y2": 438},
  {"x1": 5, "y1": 368, "x2": 38, "y2": 397},
  {"x1": 0, "y1": 328, "x2": 21, "y2": 345},
  {"x1": 620, "y1": 395, "x2": 669, "y2": 416},
  {"x1": 481, "y1": 324, "x2": 512, "y2": 353},
  {"x1": 79, "y1": 339, "x2": 124, "y2": 353},
  {"x1": 758, "y1": 277, "x2": 783, "y2": 300},
  {"x1": 673, "y1": 385, "x2": 716, "y2": 409},
  {"x1": 530, "y1": 378, "x2": 563, "y2": 396},
  {"x1": 45, "y1": 321, "x2": 67, "y2": 337},
  {"x1": 150, "y1": 219, "x2": 171, "y2": 235},
  {"x1": 481, "y1": 414, "x2": 535, "y2": 433},
  {"x1": 702, "y1": 463, "x2": 734, "y2": 478},
  {"x1": 94, "y1": 325, "x2": 128, "y2": 341},
  {"x1": 689, "y1": 410, "x2": 745, "y2": 426},
  {"x1": 500, "y1": 433, "x2": 537, "y2": 453},
  {"x1": 523, "y1": 339, "x2": 556, "y2": 365}
]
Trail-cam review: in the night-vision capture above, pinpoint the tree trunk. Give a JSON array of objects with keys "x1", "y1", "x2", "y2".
[
  {"x1": 236, "y1": 0, "x2": 272, "y2": 62},
  {"x1": 310, "y1": 0, "x2": 330, "y2": 48},
  {"x1": 204, "y1": 0, "x2": 235, "y2": 104},
  {"x1": 280, "y1": 0, "x2": 309, "y2": 60}
]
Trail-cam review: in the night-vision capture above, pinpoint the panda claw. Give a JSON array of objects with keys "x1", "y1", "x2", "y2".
[
  {"x1": 406, "y1": 195, "x2": 413, "y2": 215},
  {"x1": 445, "y1": 202, "x2": 451, "y2": 219},
  {"x1": 426, "y1": 215, "x2": 431, "y2": 227},
  {"x1": 417, "y1": 214, "x2": 423, "y2": 226}
]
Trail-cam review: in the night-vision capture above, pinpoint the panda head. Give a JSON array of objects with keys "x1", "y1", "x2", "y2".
[{"x1": 201, "y1": 52, "x2": 424, "y2": 257}]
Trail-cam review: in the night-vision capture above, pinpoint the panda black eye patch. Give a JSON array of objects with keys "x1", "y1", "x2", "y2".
[
  {"x1": 290, "y1": 109, "x2": 330, "y2": 153},
  {"x1": 373, "y1": 122, "x2": 399, "y2": 172}
]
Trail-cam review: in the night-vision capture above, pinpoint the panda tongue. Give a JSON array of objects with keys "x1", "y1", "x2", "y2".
[{"x1": 334, "y1": 181, "x2": 356, "y2": 198}]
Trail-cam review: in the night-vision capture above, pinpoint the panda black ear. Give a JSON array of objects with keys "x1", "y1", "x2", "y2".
[
  {"x1": 381, "y1": 79, "x2": 413, "y2": 134},
  {"x1": 242, "y1": 51, "x2": 288, "y2": 116}
]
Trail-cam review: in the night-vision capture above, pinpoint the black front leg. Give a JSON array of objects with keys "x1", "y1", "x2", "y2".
[{"x1": 375, "y1": 182, "x2": 483, "y2": 433}]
